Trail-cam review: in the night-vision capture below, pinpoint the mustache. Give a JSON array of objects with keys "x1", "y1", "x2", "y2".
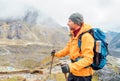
[{"x1": 69, "y1": 27, "x2": 75, "y2": 30}]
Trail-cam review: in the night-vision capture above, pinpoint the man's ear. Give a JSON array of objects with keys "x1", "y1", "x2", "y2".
[{"x1": 81, "y1": 22, "x2": 84, "y2": 27}]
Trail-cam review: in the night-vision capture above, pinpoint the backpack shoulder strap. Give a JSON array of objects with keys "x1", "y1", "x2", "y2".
[
  {"x1": 78, "y1": 29, "x2": 93, "y2": 52},
  {"x1": 78, "y1": 29, "x2": 93, "y2": 41}
]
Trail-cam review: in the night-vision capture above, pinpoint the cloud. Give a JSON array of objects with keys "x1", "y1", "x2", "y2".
[{"x1": 0, "y1": 0, "x2": 120, "y2": 32}]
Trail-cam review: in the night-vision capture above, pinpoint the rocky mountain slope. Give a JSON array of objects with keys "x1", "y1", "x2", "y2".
[
  {"x1": 109, "y1": 33, "x2": 120, "y2": 48},
  {"x1": 0, "y1": 8, "x2": 69, "y2": 81},
  {"x1": 106, "y1": 31, "x2": 118, "y2": 43},
  {"x1": 0, "y1": 8, "x2": 69, "y2": 47},
  {"x1": 0, "y1": 7, "x2": 120, "y2": 81}
]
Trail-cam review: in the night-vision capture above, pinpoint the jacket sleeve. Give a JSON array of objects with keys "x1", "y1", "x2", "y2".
[
  {"x1": 55, "y1": 39, "x2": 70, "y2": 58},
  {"x1": 69, "y1": 33, "x2": 94, "y2": 71}
]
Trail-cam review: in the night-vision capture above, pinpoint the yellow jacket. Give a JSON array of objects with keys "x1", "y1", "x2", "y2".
[{"x1": 55, "y1": 23, "x2": 94, "y2": 76}]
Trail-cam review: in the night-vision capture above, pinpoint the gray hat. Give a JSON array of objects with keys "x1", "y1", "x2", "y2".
[{"x1": 69, "y1": 13, "x2": 84, "y2": 26}]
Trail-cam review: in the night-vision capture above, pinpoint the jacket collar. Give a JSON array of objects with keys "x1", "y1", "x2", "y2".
[{"x1": 70, "y1": 23, "x2": 92, "y2": 39}]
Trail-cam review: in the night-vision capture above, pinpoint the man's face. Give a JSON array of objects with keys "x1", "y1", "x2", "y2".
[{"x1": 67, "y1": 19, "x2": 76, "y2": 30}]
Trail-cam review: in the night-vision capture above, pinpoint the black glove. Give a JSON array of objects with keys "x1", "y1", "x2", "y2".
[
  {"x1": 61, "y1": 64, "x2": 70, "y2": 73},
  {"x1": 51, "y1": 50, "x2": 56, "y2": 56}
]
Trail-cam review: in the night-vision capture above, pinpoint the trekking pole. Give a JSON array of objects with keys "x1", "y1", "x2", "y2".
[
  {"x1": 60, "y1": 63, "x2": 68, "y2": 81},
  {"x1": 49, "y1": 50, "x2": 56, "y2": 75},
  {"x1": 64, "y1": 73, "x2": 68, "y2": 81},
  {"x1": 49, "y1": 55, "x2": 54, "y2": 74}
]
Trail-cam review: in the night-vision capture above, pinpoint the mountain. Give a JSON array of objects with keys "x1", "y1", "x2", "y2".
[
  {"x1": 0, "y1": 8, "x2": 69, "y2": 73},
  {"x1": 109, "y1": 33, "x2": 120, "y2": 48},
  {"x1": 106, "y1": 31, "x2": 120, "y2": 48},
  {"x1": 0, "y1": 8, "x2": 69, "y2": 48},
  {"x1": 106, "y1": 31, "x2": 118, "y2": 43},
  {"x1": 106, "y1": 31, "x2": 120, "y2": 57},
  {"x1": 0, "y1": 8, "x2": 120, "y2": 81}
]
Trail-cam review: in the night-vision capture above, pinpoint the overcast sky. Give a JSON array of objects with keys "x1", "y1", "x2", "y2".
[{"x1": 0, "y1": 0, "x2": 120, "y2": 32}]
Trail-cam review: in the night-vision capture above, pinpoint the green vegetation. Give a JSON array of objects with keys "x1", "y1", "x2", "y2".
[
  {"x1": 21, "y1": 59, "x2": 37, "y2": 69},
  {"x1": 92, "y1": 75, "x2": 98, "y2": 81},
  {"x1": 0, "y1": 76, "x2": 25, "y2": 81},
  {"x1": 43, "y1": 73, "x2": 98, "y2": 81},
  {"x1": 55, "y1": 73, "x2": 66, "y2": 81},
  {"x1": 42, "y1": 73, "x2": 65, "y2": 81},
  {"x1": 37, "y1": 56, "x2": 59, "y2": 69}
]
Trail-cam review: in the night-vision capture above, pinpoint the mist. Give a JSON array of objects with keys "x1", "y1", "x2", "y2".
[{"x1": 0, "y1": 0, "x2": 120, "y2": 32}]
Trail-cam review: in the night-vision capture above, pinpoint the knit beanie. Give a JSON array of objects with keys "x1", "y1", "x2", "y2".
[{"x1": 69, "y1": 13, "x2": 84, "y2": 26}]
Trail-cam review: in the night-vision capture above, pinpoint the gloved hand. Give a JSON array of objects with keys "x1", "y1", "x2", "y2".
[
  {"x1": 61, "y1": 64, "x2": 70, "y2": 73},
  {"x1": 51, "y1": 50, "x2": 56, "y2": 56}
]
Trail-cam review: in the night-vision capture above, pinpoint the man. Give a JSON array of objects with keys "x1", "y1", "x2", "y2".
[{"x1": 51, "y1": 13, "x2": 94, "y2": 81}]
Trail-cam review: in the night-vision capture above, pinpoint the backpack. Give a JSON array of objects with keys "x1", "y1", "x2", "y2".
[{"x1": 78, "y1": 28, "x2": 109, "y2": 70}]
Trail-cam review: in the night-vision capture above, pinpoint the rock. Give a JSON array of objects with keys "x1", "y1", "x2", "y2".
[
  {"x1": 30, "y1": 69, "x2": 43, "y2": 74},
  {"x1": 95, "y1": 56, "x2": 120, "y2": 81}
]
